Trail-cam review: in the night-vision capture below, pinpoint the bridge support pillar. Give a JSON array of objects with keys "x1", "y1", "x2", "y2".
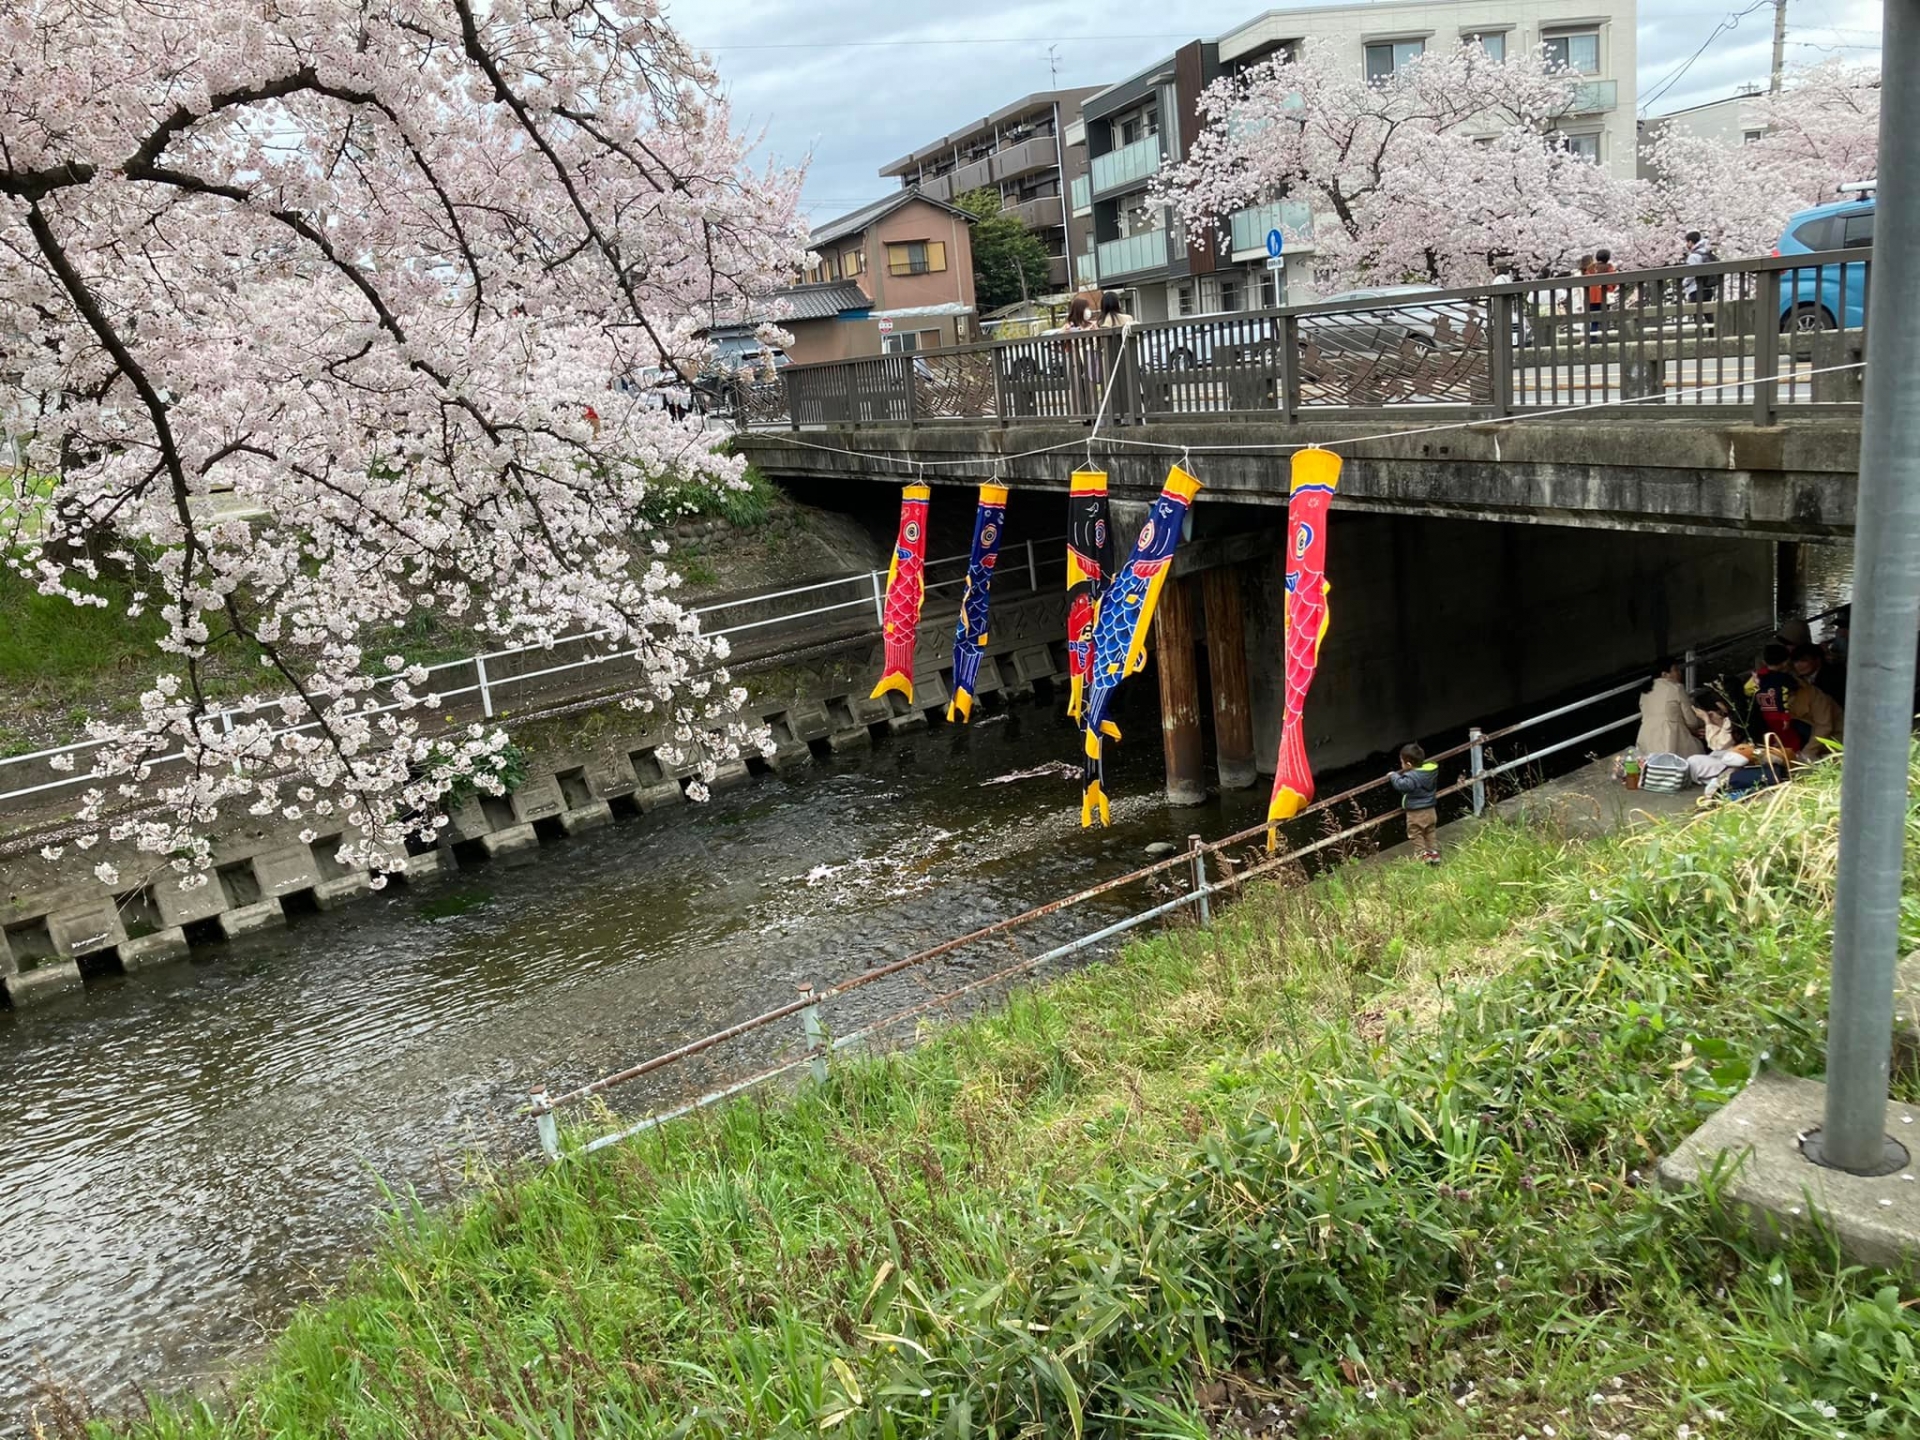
[
  {"x1": 1202, "y1": 567, "x2": 1257, "y2": 790},
  {"x1": 1155, "y1": 575, "x2": 1207, "y2": 807},
  {"x1": 1776, "y1": 541, "x2": 1804, "y2": 626}
]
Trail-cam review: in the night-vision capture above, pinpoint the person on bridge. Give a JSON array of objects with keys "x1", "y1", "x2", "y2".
[
  {"x1": 1097, "y1": 291, "x2": 1134, "y2": 330},
  {"x1": 1388, "y1": 743, "x2": 1441, "y2": 865},
  {"x1": 1682, "y1": 231, "x2": 1717, "y2": 303},
  {"x1": 1637, "y1": 658, "x2": 1705, "y2": 758},
  {"x1": 1586, "y1": 249, "x2": 1618, "y2": 336}
]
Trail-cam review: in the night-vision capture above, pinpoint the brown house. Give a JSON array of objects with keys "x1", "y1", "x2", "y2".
[{"x1": 777, "y1": 192, "x2": 978, "y2": 365}]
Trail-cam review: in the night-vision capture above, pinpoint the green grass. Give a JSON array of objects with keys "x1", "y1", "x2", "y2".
[{"x1": 70, "y1": 759, "x2": 1920, "y2": 1439}]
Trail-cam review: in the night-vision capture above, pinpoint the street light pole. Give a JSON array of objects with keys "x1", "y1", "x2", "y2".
[
  {"x1": 1770, "y1": 0, "x2": 1789, "y2": 95},
  {"x1": 1814, "y1": 0, "x2": 1920, "y2": 1175}
]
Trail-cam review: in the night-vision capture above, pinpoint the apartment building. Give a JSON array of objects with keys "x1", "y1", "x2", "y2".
[
  {"x1": 1070, "y1": 0, "x2": 1637, "y2": 319},
  {"x1": 880, "y1": 88, "x2": 1105, "y2": 293}
]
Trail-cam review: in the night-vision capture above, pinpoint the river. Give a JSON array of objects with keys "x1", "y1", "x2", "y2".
[{"x1": 0, "y1": 694, "x2": 1277, "y2": 1427}]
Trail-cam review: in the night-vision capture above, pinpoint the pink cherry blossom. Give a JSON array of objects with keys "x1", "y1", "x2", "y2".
[{"x1": 0, "y1": 2, "x2": 807, "y2": 881}]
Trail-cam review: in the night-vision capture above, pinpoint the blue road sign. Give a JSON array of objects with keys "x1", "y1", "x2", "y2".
[{"x1": 1266, "y1": 228, "x2": 1285, "y2": 258}]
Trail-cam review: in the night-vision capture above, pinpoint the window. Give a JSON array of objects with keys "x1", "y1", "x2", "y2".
[
  {"x1": 1176, "y1": 282, "x2": 1196, "y2": 317},
  {"x1": 1365, "y1": 38, "x2": 1425, "y2": 81},
  {"x1": 886, "y1": 240, "x2": 947, "y2": 276},
  {"x1": 1116, "y1": 105, "x2": 1159, "y2": 147},
  {"x1": 1219, "y1": 277, "x2": 1243, "y2": 313},
  {"x1": 841, "y1": 248, "x2": 865, "y2": 277},
  {"x1": 1742, "y1": 128, "x2": 1767, "y2": 144},
  {"x1": 1466, "y1": 31, "x2": 1505, "y2": 62},
  {"x1": 1791, "y1": 215, "x2": 1842, "y2": 250},
  {"x1": 1561, "y1": 132, "x2": 1601, "y2": 163},
  {"x1": 1544, "y1": 29, "x2": 1601, "y2": 74},
  {"x1": 882, "y1": 331, "x2": 919, "y2": 353},
  {"x1": 1258, "y1": 268, "x2": 1284, "y2": 309},
  {"x1": 1843, "y1": 210, "x2": 1875, "y2": 248}
]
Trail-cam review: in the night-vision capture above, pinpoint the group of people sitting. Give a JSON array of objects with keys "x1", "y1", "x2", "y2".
[{"x1": 1633, "y1": 612, "x2": 1848, "y2": 797}]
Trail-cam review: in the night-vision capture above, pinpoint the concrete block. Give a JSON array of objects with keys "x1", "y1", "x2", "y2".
[
  {"x1": 120, "y1": 927, "x2": 191, "y2": 970},
  {"x1": 511, "y1": 776, "x2": 565, "y2": 824},
  {"x1": 909, "y1": 672, "x2": 951, "y2": 714},
  {"x1": 1658, "y1": 1073, "x2": 1920, "y2": 1274},
  {"x1": 313, "y1": 875, "x2": 374, "y2": 911},
  {"x1": 389, "y1": 849, "x2": 450, "y2": 884},
  {"x1": 479, "y1": 823, "x2": 540, "y2": 857},
  {"x1": 1011, "y1": 646, "x2": 1057, "y2": 686},
  {"x1": 972, "y1": 655, "x2": 1007, "y2": 694},
  {"x1": 443, "y1": 800, "x2": 494, "y2": 844},
  {"x1": 252, "y1": 844, "x2": 322, "y2": 901},
  {"x1": 889, "y1": 710, "x2": 930, "y2": 733},
  {"x1": 637, "y1": 780, "x2": 686, "y2": 812},
  {"x1": 784, "y1": 702, "x2": 833, "y2": 742},
  {"x1": 559, "y1": 801, "x2": 614, "y2": 834},
  {"x1": 827, "y1": 726, "x2": 873, "y2": 752},
  {"x1": 708, "y1": 761, "x2": 752, "y2": 792},
  {"x1": 153, "y1": 875, "x2": 229, "y2": 929},
  {"x1": 589, "y1": 756, "x2": 638, "y2": 798},
  {"x1": 4, "y1": 961, "x2": 84, "y2": 1005},
  {"x1": 45, "y1": 902, "x2": 126, "y2": 959},
  {"x1": 218, "y1": 899, "x2": 286, "y2": 939}
]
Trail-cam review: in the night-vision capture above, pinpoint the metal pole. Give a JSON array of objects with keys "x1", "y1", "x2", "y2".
[
  {"x1": 870, "y1": 571, "x2": 886, "y2": 627},
  {"x1": 475, "y1": 655, "x2": 494, "y2": 720},
  {"x1": 1683, "y1": 649, "x2": 1699, "y2": 693},
  {"x1": 1189, "y1": 834, "x2": 1211, "y2": 926},
  {"x1": 1469, "y1": 726, "x2": 1487, "y2": 817},
  {"x1": 1026, "y1": 538, "x2": 1039, "y2": 592},
  {"x1": 1770, "y1": 0, "x2": 1789, "y2": 94},
  {"x1": 798, "y1": 984, "x2": 828, "y2": 1082},
  {"x1": 531, "y1": 1088, "x2": 560, "y2": 1162},
  {"x1": 1817, "y1": 0, "x2": 1920, "y2": 1177}
]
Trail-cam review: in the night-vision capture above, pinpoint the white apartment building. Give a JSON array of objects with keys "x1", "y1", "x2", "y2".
[
  {"x1": 1637, "y1": 91, "x2": 1765, "y2": 182},
  {"x1": 1070, "y1": 0, "x2": 1637, "y2": 319}
]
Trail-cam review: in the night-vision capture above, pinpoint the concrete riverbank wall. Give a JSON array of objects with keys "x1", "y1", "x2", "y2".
[{"x1": 0, "y1": 590, "x2": 1072, "y2": 1007}]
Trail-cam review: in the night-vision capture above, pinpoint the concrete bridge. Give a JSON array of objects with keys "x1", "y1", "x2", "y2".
[{"x1": 738, "y1": 251, "x2": 1861, "y2": 809}]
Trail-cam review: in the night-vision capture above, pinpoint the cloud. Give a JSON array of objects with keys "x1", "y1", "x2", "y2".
[{"x1": 670, "y1": 0, "x2": 1883, "y2": 226}]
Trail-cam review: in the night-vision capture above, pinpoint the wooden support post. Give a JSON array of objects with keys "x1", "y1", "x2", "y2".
[
  {"x1": 1201, "y1": 567, "x2": 1257, "y2": 791},
  {"x1": 1155, "y1": 575, "x2": 1207, "y2": 807}
]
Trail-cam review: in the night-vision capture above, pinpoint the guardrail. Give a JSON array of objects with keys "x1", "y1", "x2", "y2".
[
  {"x1": 756, "y1": 249, "x2": 1870, "y2": 432},
  {"x1": 0, "y1": 534, "x2": 1069, "y2": 811},
  {"x1": 526, "y1": 605, "x2": 1840, "y2": 1160}
]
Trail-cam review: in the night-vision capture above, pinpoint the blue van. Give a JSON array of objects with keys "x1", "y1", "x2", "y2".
[{"x1": 1775, "y1": 195, "x2": 1874, "y2": 332}]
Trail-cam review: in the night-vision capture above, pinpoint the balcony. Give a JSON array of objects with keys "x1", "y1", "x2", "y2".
[
  {"x1": 1070, "y1": 175, "x2": 1091, "y2": 215},
  {"x1": 1227, "y1": 199, "x2": 1314, "y2": 260},
  {"x1": 1089, "y1": 134, "x2": 1163, "y2": 196},
  {"x1": 1569, "y1": 79, "x2": 1618, "y2": 113},
  {"x1": 1008, "y1": 194, "x2": 1066, "y2": 230},
  {"x1": 1047, "y1": 254, "x2": 1070, "y2": 289},
  {"x1": 1075, "y1": 250, "x2": 1099, "y2": 288},
  {"x1": 992, "y1": 134, "x2": 1059, "y2": 182},
  {"x1": 917, "y1": 173, "x2": 954, "y2": 203},
  {"x1": 953, "y1": 156, "x2": 993, "y2": 195},
  {"x1": 1095, "y1": 228, "x2": 1170, "y2": 280}
]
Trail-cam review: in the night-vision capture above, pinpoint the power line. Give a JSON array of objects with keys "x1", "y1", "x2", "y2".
[{"x1": 1639, "y1": 0, "x2": 1775, "y2": 113}]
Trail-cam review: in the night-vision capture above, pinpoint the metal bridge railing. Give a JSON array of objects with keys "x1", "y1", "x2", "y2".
[
  {"x1": 757, "y1": 249, "x2": 1870, "y2": 433},
  {"x1": 526, "y1": 604, "x2": 1845, "y2": 1161}
]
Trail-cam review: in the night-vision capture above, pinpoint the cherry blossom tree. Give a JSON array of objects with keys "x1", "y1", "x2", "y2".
[
  {"x1": 1643, "y1": 61, "x2": 1880, "y2": 260},
  {"x1": 0, "y1": 2, "x2": 806, "y2": 887},
  {"x1": 1157, "y1": 40, "x2": 1646, "y2": 288}
]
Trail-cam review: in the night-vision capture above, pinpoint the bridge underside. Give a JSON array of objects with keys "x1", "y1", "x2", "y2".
[{"x1": 741, "y1": 415, "x2": 1860, "y2": 541}]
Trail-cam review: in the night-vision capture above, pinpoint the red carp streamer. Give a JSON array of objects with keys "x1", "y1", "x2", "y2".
[
  {"x1": 1267, "y1": 449, "x2": 1342, "y2": 840},
  {"x1": 870, "y1": 483, "x2": 931, "y2": 703}
]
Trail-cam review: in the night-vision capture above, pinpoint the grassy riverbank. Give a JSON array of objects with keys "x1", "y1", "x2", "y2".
[{"x1": 68, "y1": 761, "x2": 1920, "y2": 1440}]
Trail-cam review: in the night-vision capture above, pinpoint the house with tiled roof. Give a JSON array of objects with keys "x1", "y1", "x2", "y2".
[{"x1": 776, "y1": 191, "x2": 978, "y2": 364}]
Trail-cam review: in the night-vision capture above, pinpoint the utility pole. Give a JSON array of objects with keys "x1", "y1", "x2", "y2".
[
  {"x1": 1810, "y1": 0, "x2": 1920, "y2": 1177},
  {"x1": 1048, "y1": 43, "x2": 1061, "y2": 87},
  {"x1": 1770, "y1": 0, "x2": 1789, "y2": 94}
]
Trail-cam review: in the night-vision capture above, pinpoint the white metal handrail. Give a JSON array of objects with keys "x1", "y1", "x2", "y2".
[
  {"x1": 529, "y1": 603, "x2": 1848, "y2": 1158},
  {"x1": 0, "y1": 533, "x2": 1070, "y2": 805}
]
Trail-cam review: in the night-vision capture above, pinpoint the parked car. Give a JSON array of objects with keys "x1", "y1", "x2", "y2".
[{"x1": 1774, "y1": 194, "x2": 1874, "y2": 332}]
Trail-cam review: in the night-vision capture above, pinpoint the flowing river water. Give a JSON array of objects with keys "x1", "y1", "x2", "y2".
[
  {"x1": 0, "y1": 542, "x2": 1854, "y2": 1428},
  {"x1": 0, "y1": 696, "x2": 1281, "y2": 1427}
]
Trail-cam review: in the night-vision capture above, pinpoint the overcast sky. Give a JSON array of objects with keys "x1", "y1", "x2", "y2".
[{"x1": 666, "y1": 0, "x2": 1883, "y2": 223}]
